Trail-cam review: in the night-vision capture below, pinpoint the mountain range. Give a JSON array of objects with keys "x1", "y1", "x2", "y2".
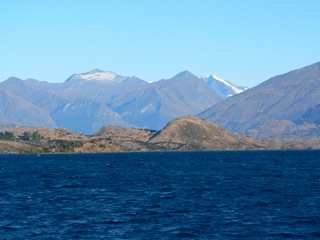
[
  {"x1": 0, "y1": 69, "x2": 245, "y2": 134},
  {"x1": 1, "y1": 61, "x2": 320, "y2": 142}
]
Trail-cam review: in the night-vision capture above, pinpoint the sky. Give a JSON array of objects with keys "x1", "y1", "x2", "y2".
[{"x1": 1, "y1": 0, "x2": 320, "y2": 87}]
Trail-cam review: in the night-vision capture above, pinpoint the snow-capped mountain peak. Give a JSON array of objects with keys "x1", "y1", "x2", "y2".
[
  {"x1": 80, "y1": 70, "x2": 117, "y2": 81},
  {"x1": 200, "y1": 74, "x2": 249, "y2": 98},
  {"x1": 212, "y1": 75, "x2": 243, "y2": 94},
  {"x1": 66, "y1": 69, "x2": 127, "y2": 83}
]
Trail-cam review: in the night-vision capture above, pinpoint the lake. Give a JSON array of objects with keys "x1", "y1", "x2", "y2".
[{"x1": 0, "y1": 150, "x2": 319, "y2": 239}]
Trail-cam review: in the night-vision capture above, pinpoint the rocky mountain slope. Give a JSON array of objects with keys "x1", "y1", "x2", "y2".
[
  {"x1": 0, "y1": 116, "x2": 293, "y2": 154},
  {"x1": 0, "y1": 69, "x2": 242, "y2": 134},
  {"x1": 199, "y1": 61, "x2": 320, "y2": 139}
]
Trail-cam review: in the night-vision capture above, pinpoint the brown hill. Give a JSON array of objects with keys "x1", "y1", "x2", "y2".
[
  {"x1": 0, "y1": 140, "x2": 30, "y2": 154},
  {"x1": 94, "y1": 126, "x2": 154, "y2": 142},
  {"x1": 148, "y1": 116, "x2": 283, "y2": 150},
  {"x1": 9, "y1": 127, "x2": 89, "y2": 141},
  {"x1": 93, "y1": 126, "x2": 156, "y2": 151},
  {"x1": 94, "y1": 116, "x2": 287, "y2": 151},
  {"x1": 0, "y1": 117, "x2": 304, "y2": 154},
  {"x1": 0, "y1": 127, "x2": 91, "y2": 154}
]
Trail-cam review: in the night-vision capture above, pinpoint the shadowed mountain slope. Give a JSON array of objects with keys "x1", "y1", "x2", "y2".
[{"x1": 0, "y1": 89, "x2": 56, "y2": 128}]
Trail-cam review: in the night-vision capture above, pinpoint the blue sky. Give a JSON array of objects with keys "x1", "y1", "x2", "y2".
[{"x1": 1, "y1": 0, "x2": 319, "y2": 86}]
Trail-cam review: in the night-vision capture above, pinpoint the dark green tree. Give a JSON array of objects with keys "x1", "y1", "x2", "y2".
[
  {"x1": 32, "y1": 131, "x2": 41, "y2": 142},
  {"x1": 23, "y1": 131, "x2": 32, "y2": 141},
  {"x1": 4, "y1": 131, "x2": 14, "y2": 140}
]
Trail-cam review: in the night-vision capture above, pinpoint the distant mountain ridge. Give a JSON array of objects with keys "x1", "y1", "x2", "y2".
[
  {"x1": 199, "y1": 61, "x2": 320, "y2": 139},
  {"x1": 0, "y1": 69, "x2": 244, "y2": 134}
]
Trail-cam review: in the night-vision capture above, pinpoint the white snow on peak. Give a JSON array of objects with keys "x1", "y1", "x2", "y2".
[
  {"x1": 69, "y1": 69, "x2": 128, "y2": 83},
  {"x1": 202, "y1": 74, "x2": 244, "y2": 94},
  {"x1": 200, "y1": 74, "x2": 249, "y2": 98},
  {"x1": 212, "y1": 75, "x2": 243, "y2": 94},
  {"x1": 80, "y1": 71, "x2": 117, "y2": 81}
]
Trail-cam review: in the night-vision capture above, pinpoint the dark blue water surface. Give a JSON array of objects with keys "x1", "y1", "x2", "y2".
[{"x1": 0, "y1": 150, "x2": 320, "y2": 239}]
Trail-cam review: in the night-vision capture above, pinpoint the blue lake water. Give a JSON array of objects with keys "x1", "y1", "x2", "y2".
[{"x1": 0, "y1": 150, "x2": 320, "y2": 239}]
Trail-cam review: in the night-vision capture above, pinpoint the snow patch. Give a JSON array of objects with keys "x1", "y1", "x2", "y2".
[
  {"x1": 200, "y1": 74, "x2": 248, "y2": 97},
  {"x1": 71, "y1": 70, "x2": 127, "y2": 83},
  {"x1": 80, "y1": 72, "x2": 117, "y2": 81},
  {"x1": 141, "y1": 104, "x2": 154, "y2": 113},
  {"x1": 212, "y1": 75, "x2": 243, "y2": 94},
  {"x1": 63, "y1": 103, "x2": 71, "y2": 111}
]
